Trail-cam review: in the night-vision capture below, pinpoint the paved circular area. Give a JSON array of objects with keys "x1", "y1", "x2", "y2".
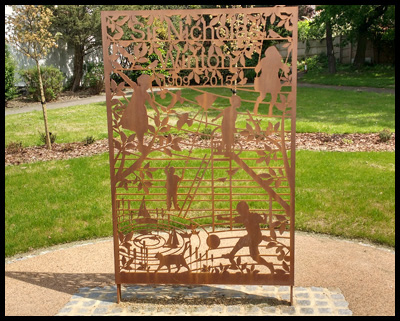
[{"x1": 5, "y1": 232, "x2": 395, "y2": 316}]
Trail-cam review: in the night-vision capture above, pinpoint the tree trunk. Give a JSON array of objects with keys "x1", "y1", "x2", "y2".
[
  {"x1": 353, "y1": 27, "x2": 369, "y2": 68},
  {"x1": 36, "y1": 62, "x2": 52, "y2": 150},
  {"x1": 71, "y1": 43, "x2": 84, "y2": 92},
  {"x1": 326, "y1": 20, "x2": 336, "y2": 74}
]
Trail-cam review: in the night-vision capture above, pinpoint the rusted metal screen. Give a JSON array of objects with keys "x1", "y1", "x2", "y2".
[{"x1": 101, "y1": 6, "x2": 297, "y2": 303}]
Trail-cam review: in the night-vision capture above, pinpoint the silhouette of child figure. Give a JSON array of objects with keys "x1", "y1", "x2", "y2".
[
  {"x1": 164, "y1": 165, "x2": 182, "y2": 211},
  {"x1": 222, "y1": 201, "x2": 275, "y2": 273},
  {"x1": 253, "y1": 46, "x2": 290, "y2": 116},
  {"x1": 120, "y1": 74, "x2": 153, "y2": 150},
  {"x1": 212, "y1": 94, "x2": 241, "y2": 155}
]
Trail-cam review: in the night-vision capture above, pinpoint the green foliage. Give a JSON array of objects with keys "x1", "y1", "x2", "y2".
[
  {"x1": 379, "y1": 128, "x2": 392, "y2": 142},
  {"x1": 298, "y1": 54, "x2": 329, "y2": 72},
  {"x1": 5, "y1": 44, "x2": 18, "y2": 102},
  {"x1": 39, "y1": 131, "x2": 57, "y2": 145},
  {"x1": 5, "y1": 141, "x2": 23, "y2": 154},
  {"x1": 299, "y1": 63, "x2": 395, "y2": 88},
  {"x1": 298, "y1": 19, "x2": 325, "y2": 42},
  {"x1": 83, "y1": 61, "x2": 104, "y2": 95},
  {"x1": 5, "y1": 5, "x2": 59, "y2": 61},
  {"x1": 83, "y1": 135, "x2": 96, "y2": 145},
  {"x1": 20, "y1": 65, "x2": 65, "y2": 102},
  {"x1": 200, "y1": 127, "x2": 212, "y2": 140},
  {"x1": 111, "y1": 51, "x2": 171, "y2": 86}
]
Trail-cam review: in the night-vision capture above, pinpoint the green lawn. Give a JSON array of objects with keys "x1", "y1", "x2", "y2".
[
  {"x1": 5, "y1": 149, "x2": 395, "y2": 257},
  {"x1": 5, "y1": 83, "x2": 395, "y2": 257},
  {"x1": 296, "y1": 150, "x2": 395, "y2": 246},
  {"x1": 5, "y1": 86, "x2": 395, "y2": 148},
  {"x1": 299, "y1": 64, "x2": 395, "y2": 88}
]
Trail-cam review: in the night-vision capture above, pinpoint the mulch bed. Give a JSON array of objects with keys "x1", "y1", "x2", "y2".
[{"x1": 5, "y1": 133, "x2": 395, "y2": 166}]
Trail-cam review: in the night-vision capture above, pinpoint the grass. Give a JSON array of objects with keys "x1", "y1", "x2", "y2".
[
  {"x1": 5, "y1": 101, "x2": 109, "y2": 148},
  {"x1": 5, "y1": 153, "x2": 112, "y2": 257},
  {"x1": 5, "y1": 78, "x2": 395, "y2": 257},
  {"x1": 299, "y1": 64, "x2": 395, "y2": 88},
  {"x1": 5, "y1": 86, "x2": 395, "y2": 147},
  {"x1": 5, "y1": 149, "x2": 394, "y2": 257},
  {"x1": 296, "y1": 150, "x2": 395, "y2": 246}
]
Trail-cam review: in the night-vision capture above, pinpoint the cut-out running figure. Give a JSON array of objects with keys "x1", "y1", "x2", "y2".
[
  {"x1": 222, "y1": 201, "x2": 275, "y2": 273},
  {"x1": 253, "y1": 46, "x2": 290, "y2": 116},
  {"x1": 164, "y1": 165, "x2": 183, "y2": 211},
  {"x1": 212, "y1": 94, "x2": 241, "y2": 156},
  {"x1": 120, "y1": 74, "x2": 153, "y2": 151}
]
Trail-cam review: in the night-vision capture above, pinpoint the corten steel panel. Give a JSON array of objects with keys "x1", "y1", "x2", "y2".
[{"x1": 101, "y1": 6, "x2": 297, "y2": 304}]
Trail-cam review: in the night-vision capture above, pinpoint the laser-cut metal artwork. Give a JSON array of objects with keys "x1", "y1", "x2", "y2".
[{"x1": 101, "y1": 6, "x2": 297, "y2": 304}]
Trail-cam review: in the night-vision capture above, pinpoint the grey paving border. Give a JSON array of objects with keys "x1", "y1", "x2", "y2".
[{"x1": 56, "y1": 285, "x2": 352, "y2": 316}]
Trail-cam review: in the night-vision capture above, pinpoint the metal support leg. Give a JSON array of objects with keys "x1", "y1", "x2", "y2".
[
  {"x1": 117, "y1": 283, "x2": 122, "y2": 303},
  {"x1": 290, "y1": 285, "x2": 293, "y2": 306}
]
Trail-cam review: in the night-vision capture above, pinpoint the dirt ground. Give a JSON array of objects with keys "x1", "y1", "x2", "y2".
[{"x1": 4, "y1": 231, "x2": 395, "y2": 316}]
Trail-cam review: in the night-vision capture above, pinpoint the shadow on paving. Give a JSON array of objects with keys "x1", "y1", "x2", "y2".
[
  {"x1": 5, "y1": 270, "x2": 290, "y2": 306},
  {"x1": 5, "y1": 271, "x2": 114, "y2": 296}
]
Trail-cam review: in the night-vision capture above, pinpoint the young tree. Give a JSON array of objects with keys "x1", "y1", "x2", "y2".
[{"x1": 6, "y1": 5, "x2": 59, "y2": 150}]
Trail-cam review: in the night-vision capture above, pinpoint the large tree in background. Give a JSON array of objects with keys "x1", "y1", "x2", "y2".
[
  {"x1": 311, "y1": 6, "x2": 340, "y2": 74},
  {"x1": 350, "y1": 5, "x2": 389, "y2": 68},
  {"x1": 48, "y1": 5, "x2": 201, "y2": 92},
  {"x1": 48, "y1": 5, "x2": 102, "y2": 92},
  {"x1": 6, "y1": 5, "x2": 59, "y2": 150},
  {"x1": 315, "y1": 5, "x2": 391, "y2": 69}
]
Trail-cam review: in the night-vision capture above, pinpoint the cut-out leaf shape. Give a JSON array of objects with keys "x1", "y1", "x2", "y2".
[
  {"x1": 176, "y1": 113, "x2": 192, "y2": 130},
  {"x1": 267, "y1": 29, "x2": 281, "y2": 38},
  {"x1": 195, "y1": 92, "x2": 217, "y2": 111},
  {"x1": 226, "y1": 167, "x2": 239, "y2": 176},
  {"x1": 282, "y1": 261, "x2": 289, "y2": 272},
  {"x1": 275, "y1": 215, "x2": 286, "y2": 222},
  {"x1": 266, "y1": 242, "x2": 276, "y2": 249},
  {"x1": 279, "y1": 222, "x2": 287, "y2": 234}
]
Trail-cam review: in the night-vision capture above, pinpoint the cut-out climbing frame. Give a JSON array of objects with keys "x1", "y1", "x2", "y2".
[{"x1": 101, "y1": 6, "x2": 297, "y2": 304}]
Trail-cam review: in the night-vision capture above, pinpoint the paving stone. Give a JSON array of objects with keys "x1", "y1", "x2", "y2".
[
  {"x1": 333, "y1": 300, "x2": 349, "y2": 308},
  {"x1": 261, "y1": 306, "x2": 277, "y2": 314},
  {"x1": 281, "y1": 306, "x2": 296, "y2": 315},
  {"x1": 295, "y1": 292, "x2": 309, "y2": 298},
  {"x1": 226, "y1": 305, "x2": 241, "y2": 315},
  {"x1": 56, "y1": 285, "x2": 353, "y2": 316},
  {"x1": 82, "y1": 300, "x2": 97, "y2": 307},
  {"x1": 210, "y1": 305, "x2": 224, "y2": 314},
  {"x1": 331, "y1": 293, "x2": 345, "y2": 300},
  {"x1": 247, "y1": 306, "x2": 262, "y2": 315},
  {"x1": 315, "y1": 300, "x2": 329, "y2": 306},
  {"x1": 300, "y1": 307, "x2": 314, "y2": 315},
  {"x1": 318, "y1": 307, "x2": 333, "y2": 315},
  {"x1": 338, "y1": 308, "x2": 353, "y2": 316}
]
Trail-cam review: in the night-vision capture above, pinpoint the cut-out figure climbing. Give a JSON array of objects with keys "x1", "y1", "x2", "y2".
[
  {"x1": 253, "y1": 46, "x2": 290, "y2": 116},
  {"x1": 120, "y1": 74, "x2": 153, "y2": 151},
  {"x1": 222, "y1": 201, "x2": 275, "y2": 273},
  {"x1": 212, "y1": 94, "x2": 241, "y2": 156},
  {"x1": 164, "y1": 164, "x2": 183, "y2": 211}
]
